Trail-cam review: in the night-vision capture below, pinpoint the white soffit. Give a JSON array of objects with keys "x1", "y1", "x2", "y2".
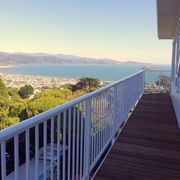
[{"x1": 157, "y1": 0, "x2": 180, "y2": 39}]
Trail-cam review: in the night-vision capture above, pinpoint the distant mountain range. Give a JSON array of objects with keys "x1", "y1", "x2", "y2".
[{"x1": 0, "y1": 51, "x2": 153, "y2": 66}]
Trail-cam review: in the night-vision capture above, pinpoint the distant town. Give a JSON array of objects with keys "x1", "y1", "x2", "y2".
[{"x1": 0, "y1": 73, "x2": 78, "y2": 91}]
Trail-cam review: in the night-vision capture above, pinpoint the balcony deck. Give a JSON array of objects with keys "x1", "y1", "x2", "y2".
[{"x1": 95, "y1": 93, "x2": 180, "y2": 180}]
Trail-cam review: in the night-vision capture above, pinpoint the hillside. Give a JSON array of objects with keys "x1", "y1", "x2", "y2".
[
  {"x1": 0, "y1": 51, "x2": 155, "y2": 66},
  {"x1": 0, "y1": 52, "x2": 120, "y2": 65}
]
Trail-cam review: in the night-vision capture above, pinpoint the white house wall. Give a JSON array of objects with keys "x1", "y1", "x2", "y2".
[{"x1": 170, "y1": 35, "x2": 180, "y2": 127}]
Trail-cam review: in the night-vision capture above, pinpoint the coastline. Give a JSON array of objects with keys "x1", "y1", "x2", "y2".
[
  {"x1": 0, "y1": 65, "x2": 17, "y2": 68},
  {"x1": 0, "y1": 72, "x2": 78, "y2": 90}
]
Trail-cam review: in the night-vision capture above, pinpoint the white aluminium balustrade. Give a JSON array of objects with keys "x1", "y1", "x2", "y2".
[
  {"x1": 144, "y1": 70, "x2": 171, "y2": 93},
  {"x1": 0, "y1": 70, "x2": 144, "y2": 180}
]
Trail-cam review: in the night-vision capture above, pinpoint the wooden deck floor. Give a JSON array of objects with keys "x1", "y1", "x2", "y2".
[{"x1": 94, "y1": 93, "x2": 180, "y2": 180}]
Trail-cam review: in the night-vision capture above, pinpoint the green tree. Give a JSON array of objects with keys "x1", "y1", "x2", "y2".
[
  {"x1": 155, "y1": 75, "x2": 170, "y2": 92},
  {"x1": 8, "y1": 87, "x2": 20, "y2": 97},
  {"x1": 18, "y1": 85, "x2": 34, "y2": 99},
  {"x1": 34, "y1": 89, "x2": 65, "y2": 99},
  {"x1": 0, "y1": 109, "x2": 19, "y2": 130},
  {"x1": 0, "y1": 78, "x2": 8, "y2": 97},
  {"x1": 0, "y1": 97, "x2": 10, "y2": 111},
  {"x1": 75, "y1": 77, "x2": 101, "y2": 93},
  {"x1": 73, "y1": 90, "x2": 85, "y2": 98},
  {"x1": 61, "y1": 83, "x2": 74, "y2": 90},
  {"x1": 61, "y1": 88, "x2": 73, "y2": 99},
  {"x1": 22, "y1": 96, "x2": 66, "y2": 119},
  {"x1": 8, "y1": 102, "x2": 26, "y2": 118}
]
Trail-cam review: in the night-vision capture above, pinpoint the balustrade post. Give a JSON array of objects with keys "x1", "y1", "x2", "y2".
[
  {"x1": 83, "y1": 98, "x2": 92, "y2": 179},
  {"x1": 142, "y1": 71, "x2": 145, "y2": 95},
  {"x1": 158, "y1": 71, "x2": 161, "y2": 92},
  {"x1": 112, "y1": 85, "x2": 118, "y2": 140}
]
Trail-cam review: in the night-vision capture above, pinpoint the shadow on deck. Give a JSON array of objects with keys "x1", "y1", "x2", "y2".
[{"x1": 94, "y1": 93, "x2": 180, "y2": 180}]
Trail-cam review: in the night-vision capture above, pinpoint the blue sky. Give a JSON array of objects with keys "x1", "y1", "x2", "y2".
[{"x1": 0, "y1": 0, "x2": 172, "y2": 64}]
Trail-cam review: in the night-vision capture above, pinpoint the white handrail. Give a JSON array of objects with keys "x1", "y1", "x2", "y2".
[
  {"x1": 0, "y1": 70, "x2": 144, "y2": 141},
  {"x1": 1, "y1": 70, "x2": 145, "y2": 180}
]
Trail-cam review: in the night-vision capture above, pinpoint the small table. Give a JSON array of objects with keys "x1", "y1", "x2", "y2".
[{"x1": 6, "y1": 144, "x2": 67, "y2": 180}]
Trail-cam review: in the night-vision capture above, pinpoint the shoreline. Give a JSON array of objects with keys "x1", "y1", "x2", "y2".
[
  {"x1": 0, "y1": 72, "x2": 78, "y2": 90},
  {"x1": 0, "y1": 71, "x2": 78, "y2": 80},
  {"x1": 0, "y1": 65, "x2": 17, "y2": 68},
  {"x1": 0, "y1": 72, "x2": 111, "y2": 91}
]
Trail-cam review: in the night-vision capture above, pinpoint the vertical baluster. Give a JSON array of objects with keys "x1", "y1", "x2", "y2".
[
  {"x1": 102, "y1": 92, "x2": 106, "y2": 146},
  {"x1": 160, "y1": 71, "x2": 162, "y2": 92},
  {"x1": 105, "y1": 91, "x2": 108, "y2": 144},
  {"x1": 99, "y1": 94, "x2": 102, "y2": 151},
  {"x1": 102, "y1": 93, "x2": 105, "y2": 147},
  {"x1": 93, "y1": 98, "x2": 95, "y2": 162},
  {"x1": 91, "y1": 99, "x2": 94, "y2": 165},
  {"x1": 95, "y1": 97, "x2": 98, "y2": 158},
  {"x1": 113, "y1": 85, "x2": 117, "y2": 135},
  {"x1": 142, "y1": 71, "x2": 143, "y2": 94},
  {"x1": 101, "y1": 94, "x2": 104, "y2": 150},
  {"x1": 107, "y1": 91, "x2": 109, "y2": 139},
  {"x1": 68, "y1": 109, "x2": 71, "y2": 180},
  {"x1": 122, "y1": 84, "x2": 124, "y2": 125},
  {"x1": 116, "y1": 85, "x2": 119, "y2": 129},
  {"x1": 79, "y1": 102, "x2": 84, "y2": 179},
  {"x1": 139, "y1": 73, "x2": 141, "y2": 96},
  {"x1": 101, "y1": 92, "x2": 104, "y2": 147},
  {"x1": 1, "y1": 141, "x2": 6, "y2": 180},
  {"x1": 137, "y1": 74, "x2": 139, "y2": 99},
  {"x1": 26, "y1": 129, "x2": 29, "y2": 180},
  {"x1": 93, "y1": 98, "x2": 96, "y2": 160},
  {"x1": 121, "y1": 83, "x2": 124, "y2": 121},
  {"x1": 111, "y1": 88, "x2": 113, "y2": 137},
  {"x1": 136, "y1": 74, "x2": 138, "y2": 99},
  {"x1": 105, "y1": 91, "x2": 110, "y2": 142},
  {"x1": 43, "y1": 120, "x2": 47, "y2": 180},
  {"x1": 119, "y1": 84, "x2": 123, "y2": 127},
  {"x1": 117, "y1": 84, "x2": 120, "y2": 129},
  {"x1": 134, "y1": 76, "x2": 136, "y2": 105},
  {"x1": 102, "y1": 94, "x2": 104, "y2": 149},
  {"x1": 143, "y1": 71, "x2": 145, "y2": 95},
  {"x1": 50, "y1": 117, "x2": 54, "y2": 180},
  {"x1": 14, "y1": 134, "x2": 19, "y2": 180},
  {"x1": 110, "y1": 89, "x2": 113, "y2": 138},
  {"x1": 72, "y1": 107, "x2": 76, "y2": 179},
  {"x1": 132, "y1": 77, "x2": 134, "y2": 105},
  {"x1": 57, "y1": 114, "x2": 60, "y2": 180},
  {"x1": 63, "y1": 111, "x2": 66, "y2": 180},
  {"x1": 83, "y1": 98, "x2": 91, "y2": 179},
  {"x1": 76, "y1": 105, "x2": 80, "y2": 179},
  {"x1": 128, "y1": 79, "x2": 130, "y2": 112},
  {"x1": 107, "y1": 90, "x2": 110, "y2": 141},
  {"x1": 35, "y1": 125, "x2": 39, "y2": 180},
  {"x1": 124, "y1": 81, "x2": 127, "y2": 118},
  {"x1": 97, "y1": 95, "x2": 100, "y2": 155},
  {"x1": 100, "y1": 94, "x2": 102, "y2": 153},
  {"x1": 128, "y1": 79, "x2": 131, "y2": 112},
  {"x1": 101, "y1": 94, "x2": 104, "y2": 149}
]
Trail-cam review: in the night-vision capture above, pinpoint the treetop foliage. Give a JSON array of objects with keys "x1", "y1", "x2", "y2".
[
  {"x1": 75, "y1": 77, "x2": 101, "y2": 92},
  {"x1": 0, "y1": 77, "x2": 101, "y2": 130},
  {"x1": 0, "y1": 78, "x2": 8, "y2": 97},
  {"x1": 18, "y1": 85, "x2": 34, "y2": 99}
]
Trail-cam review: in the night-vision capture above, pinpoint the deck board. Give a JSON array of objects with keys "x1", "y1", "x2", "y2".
[{"x1": 94, "y1": 93, "x2": 180, "y2": 180}]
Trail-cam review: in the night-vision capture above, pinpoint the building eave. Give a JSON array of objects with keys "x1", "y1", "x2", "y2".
[{"x1": 157, "y1": 0, "x2": 180, "y2": 39}]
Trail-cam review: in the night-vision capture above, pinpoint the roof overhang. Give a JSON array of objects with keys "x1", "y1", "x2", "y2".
[{"x1": 157, "y1": 0, "x2": 180, "y2": 39}]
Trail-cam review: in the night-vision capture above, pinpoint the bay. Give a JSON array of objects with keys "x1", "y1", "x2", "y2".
[{"x1": 0, "y1": 64, "x2": 170, "y2": 81}]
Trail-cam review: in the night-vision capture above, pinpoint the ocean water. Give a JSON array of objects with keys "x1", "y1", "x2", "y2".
[{"x1": 0, "y1": 64, "x2": 170, "y2": 81}]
